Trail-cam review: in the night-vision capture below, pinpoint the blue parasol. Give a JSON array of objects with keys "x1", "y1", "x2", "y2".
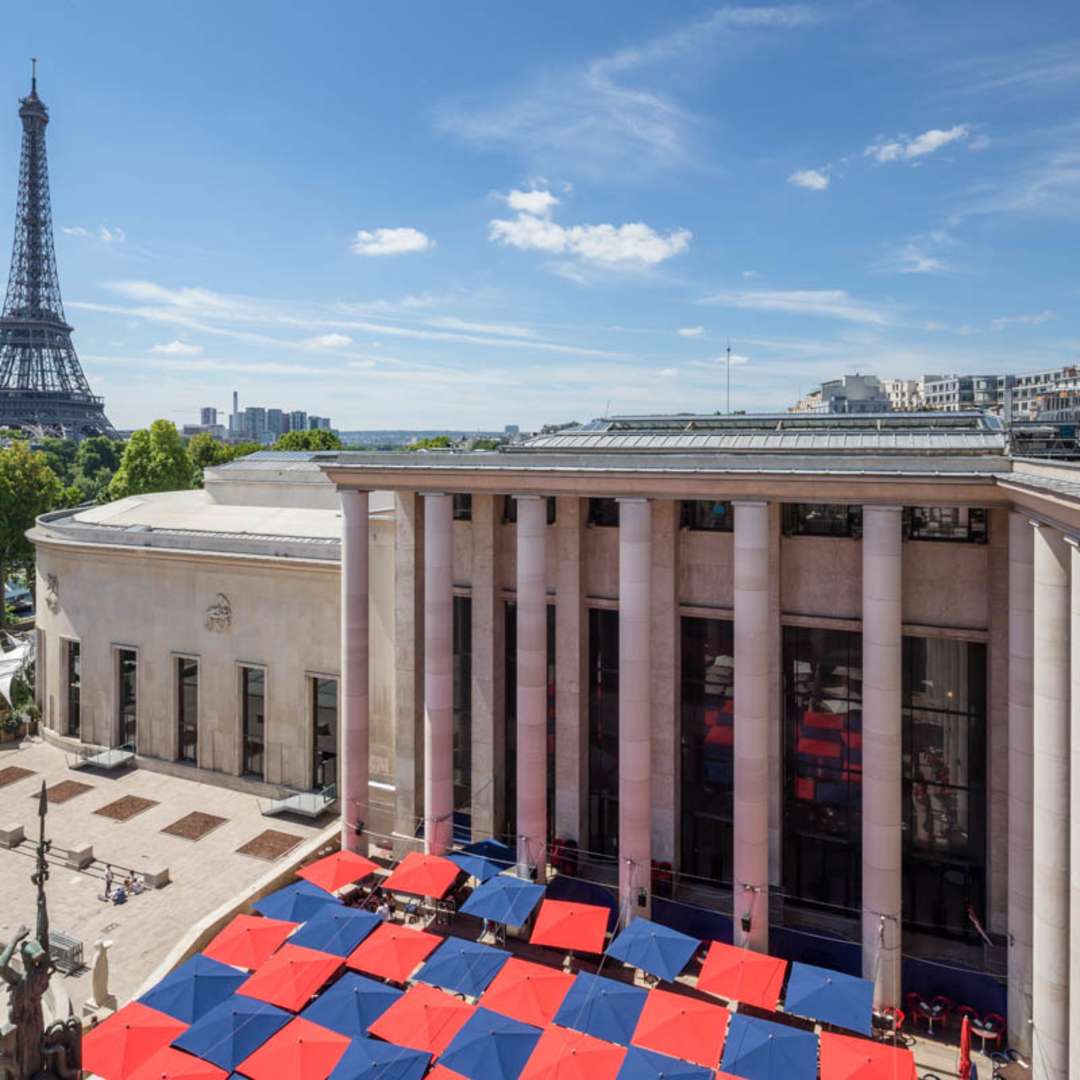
[
  {"x1": 251, "y1": 880, "x2": 340, "y2": 924},
  {"x1": 326, "y1": 1036, "x2": 430, "y2": 1080},
  {"x1": 289, "y1": 905, "x2": 381, "y2": 958},
  {"x1": 605, "y1": 917, "x2": 699, "y2": 982},
  {"x1": 137, "y1": 953, "x2": 246, "y2": 1024},
  {"x1": 783, "y1": 961, "x2": 874, "y2": 1036},
  {"x1": 438, "y1": 1006, "x2": 542, "y2": 1080},
  {"x1": 718, "y1": 1013, "x2": 818, "y2": 1080},
  {"x1": 460, "y1": 874, "x2": 545, "y2": 927},
  {"x1": 299, "y1": 971, "x2": 402, "y2": 1038},
  {"x1": 552, "y1": 971, "x2": 648, "y2": 1046},
  {"x1": 414, "y1": 937, "x2": 510, "y2": 998},
  {"x1": 617, "y1": 1046, "x2": 714, "y2": 1079},
  {"x1": 173, "y1": 996, "x2": 291, "y2": 1072}
]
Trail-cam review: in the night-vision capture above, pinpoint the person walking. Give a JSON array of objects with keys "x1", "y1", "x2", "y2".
[{"x1": 104, "y1": 865, "x2": 114, "y2": 900}]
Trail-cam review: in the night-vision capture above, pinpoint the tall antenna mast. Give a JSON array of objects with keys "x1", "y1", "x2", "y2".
[
  {"x1": 31, "y1": 58, "x2": 37, "y2": 93},
  {"x1": 726, "y1": 340, "x2": 732, "y2": 414}
]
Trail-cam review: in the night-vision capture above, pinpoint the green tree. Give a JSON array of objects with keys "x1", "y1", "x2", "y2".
[
  {"x1": 223, "y1": 441, "x2": 263, "y2": 460},
  {"x1": 406, "y1": 435, "x2": 452, "y2": 451},
  {"x1": 0, "y1": 440, "x2": 61, "y2": 629},
  {"x1": 273, "y1": 429, "x2": 342, "y2": 451},
  {"x1": 75, "y1": 435, "x2": 122, "y2": 477},
  {"x1": 187, "y1": 431, "x2": 231, "y2": 469},
  {"x1": 37, "y1": 437, "x2": 78, "y2": 485},
  {"x1": 108, "y1": 419, "x2": 195, "y2": 500},
  {"x1": 471, "y1": 437, "x2": 500, "y2": 450}
]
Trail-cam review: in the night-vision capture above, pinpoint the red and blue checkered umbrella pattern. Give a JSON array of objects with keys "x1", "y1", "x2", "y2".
[{"x1": 118, "y1": 847, "x2": 918, "y2": 1080}]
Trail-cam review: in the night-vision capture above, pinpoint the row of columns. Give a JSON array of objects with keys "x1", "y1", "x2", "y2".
[{"x1": 341, "y1": 491, "x2": 1059, "y2": 1065}]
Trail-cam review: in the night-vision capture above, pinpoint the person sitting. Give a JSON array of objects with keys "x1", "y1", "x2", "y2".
[
  {"x1": 376, "y1": 898, "x2": 390, "y2": 919},
  {"x1": 112, "y1": 885, "x2": 127, "y2": 905},
  {"x1": 130, "y1": 876, "x2": 145, "y2": 895}
]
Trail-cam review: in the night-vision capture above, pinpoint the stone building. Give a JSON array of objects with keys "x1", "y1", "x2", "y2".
[{"x1": 28, "y1": 411, "x2": 1080, "y2": 1077}]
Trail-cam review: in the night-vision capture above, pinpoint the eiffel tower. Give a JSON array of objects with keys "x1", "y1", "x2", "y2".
[{"x1": 0, "y1": 62, "x2": 115, "y2": 438}]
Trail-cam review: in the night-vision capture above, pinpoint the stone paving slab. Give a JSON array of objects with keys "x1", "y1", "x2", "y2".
[{"x1": 0, "y1": 740, "x2": 326, "y2": 1012}]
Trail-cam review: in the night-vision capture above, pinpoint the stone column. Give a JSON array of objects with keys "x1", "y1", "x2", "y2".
[
  {"x1": 861, "y1": 505, "x2": 903, "y2": 1009},
  {"x1": 650, "y1": 499, "x2": 678, "y2": 866},
  {"x1": 618, "y1": 498, "x2": 652, "y2": 921},
  {"x1": 555, "y1": 497, "x2": 587, "y2": 845},
  {"x1": 1008, "y1": 513, "x2": 1034, "y2": 1053},
  {"x1": 470, "y1": 494, "x2": 503, "y2": 842},
  {"x1": 733, "y1": 500, "x2": 770, "y2": 951},
  {"x1": 340, "y1": 490, "x2": 370, "y2": 854},
  {"x1": 423, "y1": 493, "x2": 454, "y2": 855},
  {"x1": 1070, "y1": 538, "x2": 1080, "y2": 1075},
  {"x1": 1031, "y1": 523, "x2": 1069, "y2": 1079},
  {"x1": 515, "y1": 495, "x2": 548, "y2": 876}
]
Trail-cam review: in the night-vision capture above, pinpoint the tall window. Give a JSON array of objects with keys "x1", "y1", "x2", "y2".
[
  {"x1": 680, "y1": 617, "x2": 734, "y2": 887},
  {"x1": 453, "y1": 597, "x2": 472, "y2": 812},
  {"x1": 177, "y1": 658, "x2": 198, "y2": 763},
  {"x1": 313, "y1": 677, "x2": 337, "y2": 791},
  {"x1": 504, "y1": 602, "x2": 557, "y2": 845},
  {"x1": 681, "y1": 500, "x2": 734, "y2": 532},
  {"x1": 903, "y1": 638, "x2": 987, "y2": 937},
  {"x1": 587, "y1": 498, "x2": 619, "y2": 527},
  {"x1": 64, "y1": 640, "x2": 80, "y2": 738},
  {"x1": 452, "y1": 494, "x2": 472, "y2": 521},
  {"x1": 117, "y1": 649, "x2": 137, "y2": 748},
  {"x1": 782, "y1": 504, "x2": 862, "y2": 538},
  {"x1": 904, "y1": 507, "x2": 987, "y2": 543},
  {"x1": 588, "y1": 607, "x2": 620, "y2": 857},
  {"x1": 241, "y1": 667, "x2": 266, "y2": 778},
  {"x1": 782, "y1": 626, "x2": 863, "y2": 913}
]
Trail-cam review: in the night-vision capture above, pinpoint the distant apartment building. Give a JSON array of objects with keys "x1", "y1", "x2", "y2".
[
  {"x1": 790, "y1": 373, "x2": 891, "y2": 414},
  {"x1": 881, "y1": 378, "x2": 928, "y2": 412},
  {"x1": 200, "y1": 406, "x2": 218, "y2": 427},
  {"x1": 290, "y1": 410, "x2": 307, "y2": 432},
  {"x1": 220, "y1": 392, "x2": 331, "y2": 441},
  {"x1": 267, "y1": 408, "x2": 289, "y2": 436},
  {"x1": 308, "y1": 415, "x2": 331, "y2": 430}
]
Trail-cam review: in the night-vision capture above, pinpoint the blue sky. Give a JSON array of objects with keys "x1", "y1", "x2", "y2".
[{"x1": 1, "y1": 2, "x2": 1078, "y2": 430}]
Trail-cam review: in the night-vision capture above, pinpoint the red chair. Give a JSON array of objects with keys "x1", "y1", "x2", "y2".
[
  {"x1": 878, "y1": 1006, "x2": 904, "y2": 1042},
  {"x1": 929, "y1": 995, "x2": 953, "y2": 1033},
  {"x1": 954, "y1": 1005, "x2": 978, "y2": 1030},
  {"x1": 904, "y1": 993, "x2": 928, "y2": 1031},
  {"x1": 972, "y1": 1012, "x2": 1005, "y2": 1053}
]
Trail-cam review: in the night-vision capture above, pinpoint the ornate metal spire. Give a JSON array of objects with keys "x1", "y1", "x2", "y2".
[
  {"x1": 32, "y1": 780, "x2": 51, "y2": 957},
  {"x1": 0, "y1": 62, "x2": 115, "y2": 438}
]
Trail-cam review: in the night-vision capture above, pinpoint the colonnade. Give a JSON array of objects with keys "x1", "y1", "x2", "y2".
[{"x1": 339, "y1": 491, "x2": 1065, "y2": 1075}]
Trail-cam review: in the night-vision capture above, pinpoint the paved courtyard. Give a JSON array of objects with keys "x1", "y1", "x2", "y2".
[{"x1": 0, "y1": 738, "x2": 330, "y2": 1011}]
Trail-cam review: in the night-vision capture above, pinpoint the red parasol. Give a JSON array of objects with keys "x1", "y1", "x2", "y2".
[
  {"x1": 83, "y1": 1001, "x2": 189, "y2": 1080},
  {"x1": 127, "y1": 1045, "x2": 226, "y2": 1080},
  {"x1": 959, "y1": 1014, "x2": 972, "y2": 1080},
  {"x1": 235, "y1": 1016, "x2": 350, "y2": 1080},
  {"x1": 426, "y1": 1068, "x2": 469, "y2": 1080},
  {"x1": 819, "y1": 1030, "x2": 918, "y2": 1080},
  {"x1": 631, "y1": 987, "x2": 730, "y2": 1069},
  {"x1": 201, "y1": 914, "x2": 298, "y2": 971},
  {"x1": 479, "y1": 956, "x2": 576, "y2": 1028},
  {"x1": 518, "y1": 1025, "x2": 627, "y2": 1080},
  {"x1": 345, "y1": 921, "x2": 443, "y2": 983},
  {"x1": 367, "y1": 982, "x2": 475, "y2": 1056},
  {"x1": 382, "y1": 851, "x2": 461, "y2": 899},
  {"x1": 236, "y1": 943, "x2": 342, "y2": 1012},
  {"x1": 297, "y1": 850, "x2": 379, "y2": 894},
  {"x1": 696, "y1": 940, "x2": 788, "y2": 1011},
  {"x1": 128, "y1": 1046, "x2": 228, "y2": 1080},
  {"x1": 529, "y1": 900, "x2": 609, "y2": 955}
]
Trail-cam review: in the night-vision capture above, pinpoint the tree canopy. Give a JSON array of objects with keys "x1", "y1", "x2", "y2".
[
  {"x1": 108, "y1": 419, "x2": 196, "y2": 499},
  {"x1": 406, "y1": 435, "x2": 452, "y2": 451},
  {"x1": 273, "y1": 429, "x2": 342, "y2": 451},
  {"x1": 0, "y1": 440, "x2": 61, "y2": 627}
]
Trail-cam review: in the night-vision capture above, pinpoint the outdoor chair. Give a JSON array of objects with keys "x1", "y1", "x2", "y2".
[
  {"x1": 929, "y1": 994, "x2": 954, "y2": 1031},
  {"x1": 971, "y1": 1012, "x2": 1005, "y2": 1053}
]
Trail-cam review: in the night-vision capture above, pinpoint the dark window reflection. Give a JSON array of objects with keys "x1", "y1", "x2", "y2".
[
  {"x1": 680, "y1": 617, "x2": 734, "y2": 887},
  {"x1": 904, "y1": 507, "x2": 987, "y2": 543},
  {"x1": 118, "y1": 649, "x2": 137, "y2": 747},
  {"x1": 902, "y1": 637, "x2": 987, "y2": 937},
  {"x1": 588, "y1": 607, "x2": 620, "y2": 856},
  {"x1": 681, "y1": 501, "x2": 734, "y2": 532},
  {"x1": 453, "y1": 596, "x2": 472, "y2": 812},
  {"x1": 313, "y1": 676, "x2": 337, "y2": 791},
  {"x1": 782, "y1": 626, "x2": 863, "y2": 913},
  {"x1": 177, "y1": 658, "x2": 198, "y2": 763},
  {"x1": 782, "y1": 504, "x2": 863, "y2": 538},
  {"x1": 504, "y1": 603, "x2": 557, "y2": 846},
  {"x1": 65, "y1": 641, "x2": 80, "y2": 738},
  {"x1": 242, "y1": 667, "x2": 265, "y2": 777}
]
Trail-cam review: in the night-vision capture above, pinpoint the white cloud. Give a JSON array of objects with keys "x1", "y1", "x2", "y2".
[
  {"x1": 656, "y1": 367, "x2": 678, "y2": 377},
  {"x1": 489, "y1": 191, "x2": 690, "y2": 268},
  {"x1": 431, "y1": 316, "x2": 535, "y2": 339},
  {"x1": 878, "y1": 240, "x2": 953, "y2": 275},
  {"x1": 702, "y1": 288, "x2": 892, "y2": 325},
  {"x1": 505, "y1": 189, "x2": 560, "y2": 215},
  {"x1": 990, "y1": 310, "x2": 1055, "y2": 331},
  {"x1": 62, "y1": 224, "x2": 125, "y2": 243},
  {"x1": 151, "y1": 340, "x2": 203, "y2": 355},
  {"x1": 677, "y1": 326, "x2": 705, "y2": 337},
  {"x1": 439, "y1": 7, "x2": 820, "y2": 179},
  {"x1": 742, "y1": 269, "x2": 760, "y2": 279},
  {"x1": 304, "y1": 333, "x2": 353, "y2": 349},
  {"x1": 866, "y1": 125, "x2": 971, "y2": 163},
  {"x1": 351, "y1": 227, "x2": 433, "y2": 256},
  {"x1": 788, "y1": 168, "x2": 830, "y2": 191}
]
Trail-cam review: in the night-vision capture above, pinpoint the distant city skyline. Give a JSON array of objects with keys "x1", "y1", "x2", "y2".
[{"x1": 2, "y1": 2, "x2": 1078, "y2": 430}]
